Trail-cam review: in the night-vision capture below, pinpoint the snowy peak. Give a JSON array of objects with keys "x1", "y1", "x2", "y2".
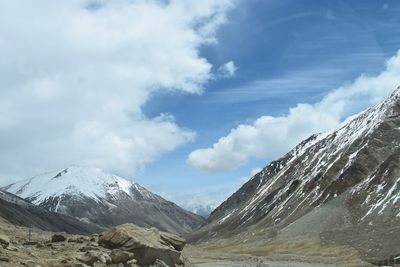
[
  {"x1": 3, "y1": 166, "x2": 137, "y2": 205},
  {"x1": 2, "y1": 166, "x2": 205, "y2": 234},
  {"x1": 197, "y1": 87, "x2": 400, "y2": 246},
  {"x1": 285, "y1": 86, "x2": 400, "y2": 165}
]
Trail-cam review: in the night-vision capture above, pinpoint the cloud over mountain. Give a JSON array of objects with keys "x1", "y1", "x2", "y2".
[
  {"x1": 0, "y1": 0, "x2": 233, "y2": 182},
  {"x1": 188, "y1": 50, "x2": 400, "y2": 172}
]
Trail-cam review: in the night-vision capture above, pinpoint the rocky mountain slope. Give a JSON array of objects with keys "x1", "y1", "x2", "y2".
[
  {"x1": 0, "y1": 190, "x2": 100, "y2": 235},
  {"x1": 188, "y1": 87, "x2": 400, "y2": 264},
  {"x1": 2, "y1": 166, "x2": 204, "y2": 234}
]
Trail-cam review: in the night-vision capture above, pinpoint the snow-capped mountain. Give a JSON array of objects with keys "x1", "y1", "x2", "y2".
[
  {"x1": 190, "y1": 87, "x2": 400, "y2": 262},
  {"x1": 182, "y1": 202, "x2": 219, "y2": 218},
  {"x1": 3, "y1": 166, "x2": 204, "y2": 234}
]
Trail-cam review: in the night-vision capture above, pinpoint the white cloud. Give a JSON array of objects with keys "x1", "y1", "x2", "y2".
[
  {"x1": 207, "y1": 67, "x2": 344, "y2": 104},
  {"x1": 218, "y1": 61, "x2": 237, "y2": 78},
  {"x1": 187, "y1": 50, "x2": 400, "y2": 172},
  {"x1": 0, "y1": 0, "x2": 233, "y2": 183}
]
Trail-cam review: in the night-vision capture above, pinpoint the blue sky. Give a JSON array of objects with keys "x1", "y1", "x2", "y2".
[
  {"x1": 1, "y1": 0, "x2": 400, "y2": 211},
  {"x1": 138, "y1": 0, "x2": 400, "y2": 206}
]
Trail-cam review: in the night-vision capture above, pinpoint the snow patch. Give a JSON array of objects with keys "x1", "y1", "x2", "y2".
[{"x1": 4, "y1": 166, "x2": 139, "y2": 204}]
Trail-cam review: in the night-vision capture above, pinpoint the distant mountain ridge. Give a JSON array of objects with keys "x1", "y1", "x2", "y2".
[
  {"x1": 183, "y1": 202, "x2": 219, "y2": 218},
  {"x1": 188, "y1": 87, "x2": 400, "y2": 263},
  {"x1": 3, "y1": 166, "x2": 205, "y2": 234},
  {"x1": 0, "y1": 189, "x2": 101, "y2": 234}
]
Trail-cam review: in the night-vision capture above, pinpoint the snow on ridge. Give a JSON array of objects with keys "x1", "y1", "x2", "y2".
[
  {"x1": 229, "y1": 88, "x2": 400, "y2": 222},
  {"x1": 4, "y1": 166, "x2": 136, "y2": 204}
]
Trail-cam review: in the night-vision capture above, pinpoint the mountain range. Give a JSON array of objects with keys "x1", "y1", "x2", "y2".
[
  {"x1": 188, "y1": 87, "x2": 400, "y2": 264},
  {"x1": 1, "y1": 87, "x2": 399, "y2": 265},
  {"x1": 0, "y1": 189, "x2": 100, "y2": 234},
  {"x1": 2, "y1": 166, "x2": 204, "y2": 234}
]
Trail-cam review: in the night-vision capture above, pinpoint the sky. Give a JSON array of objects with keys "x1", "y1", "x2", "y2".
[{"x1": 1, "y1": 0, "x2": 400, "y2": 212}]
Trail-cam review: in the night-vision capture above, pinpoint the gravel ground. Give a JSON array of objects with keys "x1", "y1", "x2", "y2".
[{"x1": 196, "y1": 261, "x2": 335, "y2": 267}]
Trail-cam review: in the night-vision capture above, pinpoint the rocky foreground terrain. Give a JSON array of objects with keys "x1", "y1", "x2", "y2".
[{"x1": 0, "y1": 221, "x2": 190, "y2": 267}]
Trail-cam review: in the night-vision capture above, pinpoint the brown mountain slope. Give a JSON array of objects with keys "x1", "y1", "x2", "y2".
[{"x1": 187, "y1": 87, "x2": 400, "y2": 265}]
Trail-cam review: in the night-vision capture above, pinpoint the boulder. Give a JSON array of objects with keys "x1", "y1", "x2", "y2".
[
  {"x1": 126, "y1": 259, "x2": 140, "y2": 267},
  {"x1": 90, "y1": 234, "x2": 99, "y2": 242},
  {"x1": 6, "y1": 244, "x2": 19, "y2": 251},
  {"x1": 98, "y1": 224, "x2": 186, "y2": 266},
  {"x1": 76, "y1": 251, "x2": 112, "y2": 266},
  {"x1": 23, "y1": 241, "x2": 39, "y2": 246},
  {"x1": 79, "y1": 245, "x2": 100, "y2": 252},
  {"x1": 160, "y1": 232, "x2": 186, "y2": 251},
  {"x1": 68, "y1": 236, "x2": 87, "y2": 243},
  {"x1": 0, "y1": 256, "x2": 10, "y2": 262},
  {"x1": 51, "y1": 233, "x2": 66, "y2": 243},
  {"x1": 150, "y1": 259, "x2": 170, "y2": 267},
  {"x1": 0, "y1": 234, "x2": 10, "y2": 248},
  {"x1": 110, "y1": 249, "x2": 135, "y2": 264}
]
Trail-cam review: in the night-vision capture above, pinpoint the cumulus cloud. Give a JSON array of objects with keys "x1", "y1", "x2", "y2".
[
  {"x1": 217, "y1": 61, "x2": 237, "y2": 78},
  {"x1": 0, "y1": 0, "x2": 233, "y2": 183},
  {"x1": 187, "y1": 50, "x2": 400, "y2": 172}
]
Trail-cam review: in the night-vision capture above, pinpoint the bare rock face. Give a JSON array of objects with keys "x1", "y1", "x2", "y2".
[
  {"x1": 110, "y1": 249, "x2": 135, "y2": 264},
  {"x1": 99, "y1": 224, "x2": 186, "y2": 266}
]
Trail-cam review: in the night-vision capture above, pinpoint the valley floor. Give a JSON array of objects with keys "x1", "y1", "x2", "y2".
[
  {"x1": 0, "y1": 219, "x2": 382, "y2": 267},
  {"x1": 182, "y1": 242, "x2": 375, "y2": 267},
  {"x1": 195, "y1": 261, "x2": 335, "y2": 267}
]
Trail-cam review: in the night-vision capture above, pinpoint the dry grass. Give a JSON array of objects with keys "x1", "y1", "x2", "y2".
[{"x1": 185, "y1": 236, "x2": 374, "y2": 267}]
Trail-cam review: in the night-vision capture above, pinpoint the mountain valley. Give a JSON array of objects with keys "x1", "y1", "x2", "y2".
[{"x1": 1, "y1": 89, "x2": 400, "y2": 266}]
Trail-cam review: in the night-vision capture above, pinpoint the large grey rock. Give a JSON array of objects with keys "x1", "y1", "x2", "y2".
[
  {"x1": 76, "y1": 251, "x2": 112, "y2": 266},
  {"x1": 160, "y1": 232, "x2": 186, "y2": 251},
  {"x1": 126, "y1": 259, "x2": 140, "y2": 267},
  {"x1": 110, "y1": 249, "x2": 135, "y2": 264},
  {"x1": 0, "y1": 234, "x2": 10, "y2": 248},
  {"x1": 98, "y1": 224, "x2": 185, "y2": 266},
  {"x1": 149, "y1": 259, "x2": 170, "y2": 267}
]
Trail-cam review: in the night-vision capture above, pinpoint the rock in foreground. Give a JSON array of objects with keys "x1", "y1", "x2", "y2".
[
  {"x1": 0, "y1": 234, "x2": 10, "y2": 248},
  {"x1": 99, "y1": 224, "x2": 186, "y2": 266}
]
